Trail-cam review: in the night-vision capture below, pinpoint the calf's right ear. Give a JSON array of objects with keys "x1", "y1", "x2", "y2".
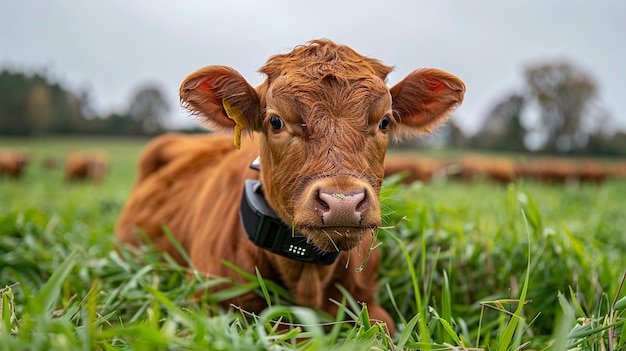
[
  {"x1": 180, "y1": 66, "x2": 261, "y2": 134},
  {"x1": 390, "y1": 68, "x2": 465, "y2": 139}
]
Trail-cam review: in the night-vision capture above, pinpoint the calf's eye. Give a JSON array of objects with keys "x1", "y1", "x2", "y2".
[
  {"x1": 269, "y1": 115, "x2": 285, "y2": 130},
  {"x1": 379, "y1": 115, "x2": 391, "y2": 130}
]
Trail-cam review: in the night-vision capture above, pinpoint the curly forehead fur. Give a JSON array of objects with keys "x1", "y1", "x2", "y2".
[{"x1": 259, "y1": 39, "x2": 393, "y2": 85}]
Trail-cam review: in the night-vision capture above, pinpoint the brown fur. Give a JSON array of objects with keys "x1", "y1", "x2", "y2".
[
  {"x1": 116, "y1": 39, "x2": 465, "y2": 334},
  {"x1": 64, "y1": 151, "x2": 109, "y2": 183},
  {"x1": 0, "y1": 150, "x2": 29, "y2": 179}
]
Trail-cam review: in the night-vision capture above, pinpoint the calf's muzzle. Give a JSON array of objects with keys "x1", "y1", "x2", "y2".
[
  {"x1": 315, "y1": 188, "x2": 367, "y2": 227},
  {"x1": 294, "y1": 177, "x2": 380, "y2": 253}
]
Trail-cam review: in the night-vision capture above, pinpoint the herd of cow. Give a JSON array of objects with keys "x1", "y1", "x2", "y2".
[
  {"x1": 0, "y1": 149, "x2": 109, "y2": 183},
  {"x1": 2, "y1": 40, "x2": 623, "y2": 335},
  {"x1": 3, "y1": 148, "x2": 621, "y2": 186},
  {"x1": 385, "y1": 153, "x2": 626, "y2": 185}
]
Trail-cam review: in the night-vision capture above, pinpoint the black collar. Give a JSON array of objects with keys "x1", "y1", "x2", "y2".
[{"x1": 239, "y1": 175, "x2": 340, "y2": 265}]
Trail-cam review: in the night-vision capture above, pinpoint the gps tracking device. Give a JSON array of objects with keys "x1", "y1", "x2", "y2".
[{"x1": 240, "y1": 179, "x2": 340, "y2": 265}]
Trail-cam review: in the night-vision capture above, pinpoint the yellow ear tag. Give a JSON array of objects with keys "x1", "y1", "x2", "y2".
[{"x1": 222, "y1": 100, "x2": 247, "y2": 149}]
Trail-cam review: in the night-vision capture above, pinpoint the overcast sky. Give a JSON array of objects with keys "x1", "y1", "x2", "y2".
[{"x1": 1, "y1": 0, "x2": 624, "y2": 134}]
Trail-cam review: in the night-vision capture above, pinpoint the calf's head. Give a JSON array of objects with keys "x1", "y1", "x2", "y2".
[{"x1": 180, "y1": 39, "x2": 464, "y2": 253}]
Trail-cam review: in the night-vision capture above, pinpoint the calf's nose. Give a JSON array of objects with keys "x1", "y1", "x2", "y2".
[{"x1": 316, "y1": 189, "x2": 367, "y2": 226}]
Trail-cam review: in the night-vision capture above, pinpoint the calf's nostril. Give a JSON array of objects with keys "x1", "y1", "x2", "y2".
[
  {"x1": 355, "y1": 196, "x2": 368, "y2": 213},
  {"x1": 315, "y1": 190, "x2": 331, "y2": 211}
]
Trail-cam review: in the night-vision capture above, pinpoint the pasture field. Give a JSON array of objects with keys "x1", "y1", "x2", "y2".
[{"x1": 1, "y1": 136, "x2": 625, "y2": 350}]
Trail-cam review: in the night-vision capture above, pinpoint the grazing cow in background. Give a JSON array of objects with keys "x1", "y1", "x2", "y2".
[
  {"x1": 456, "y1": 154, "x2": 519, "y2": 184},
  {"x1": 384, "y1": 155, "x2": 447, "y2": 184},
  {"x1": 0, "y1": 150, "x2": 29, "y2": 179},
  {"x1": 517, "y1": 157, "x2": 578, "y2": 184},
  {"x1": 64, "y1": 151, "x2": 109, "y2": 183},
  {"x1": 574, "y1": 159, "x2": 609, "y2": 183},
  {"x1": 116, "y1": 39, "x2": 465, "y2": 334},
  {"x1": 612, "y1": 161, "x2": 626, "y2": 179}
]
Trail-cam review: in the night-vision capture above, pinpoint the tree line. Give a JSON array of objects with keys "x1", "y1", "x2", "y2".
[
  {"x1": 0, "y1": 69, "x2": 172, "y2": 137},
  {"x1": 1, "y1": 61, "x2": 625, "y2": 156}
]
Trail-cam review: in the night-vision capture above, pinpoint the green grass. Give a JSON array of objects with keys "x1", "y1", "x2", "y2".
[{"x1": 1, "y1": 137, "x2": 625, "y2": 350}]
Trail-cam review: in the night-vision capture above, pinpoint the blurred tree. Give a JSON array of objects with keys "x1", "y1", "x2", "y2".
[
  {"x1": 446, "y1": 120, "x2": 468, "y2": 149},
  {"x1": 390, "y1": 119, "x2": 467, "y2": 150},
  {"x1": 98, "y1": 112, "x2": 135, "y2": 134},
  {"x1": 471, "y1": 93, "x2": 526, "y2": 151},
  {"x1": 0, "y1": 70, "x2": 32, "y2": 135},
  {"x1": 586, "y1": 131, "x2": 626, "y2": 156},
  {"x1": 46, "y1": 81, "x2": 86, "y2": 134},
  {"x1": 25, "y1": 83, "x2": 53, "y2": 135},
  {"x1": 0, "y1": 69, "x2": 174, "y2": 136},
  {"x1": 0, "y1": 70, "x2": 89, "y2": 135},
  {"x1": 524, "y1": 61, "x2": 598, "y2": 153},
  {"x1": 127, "y1": 84, "x2": 170, "y2": 134}
]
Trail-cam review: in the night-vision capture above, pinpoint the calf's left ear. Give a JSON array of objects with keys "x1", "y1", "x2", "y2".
[
  {"x1": 180, "y1": 66, "x2": 261, "y2": 135},
  {"x1": 390, "y1": 68, "x2": 465, "y2": 137}
]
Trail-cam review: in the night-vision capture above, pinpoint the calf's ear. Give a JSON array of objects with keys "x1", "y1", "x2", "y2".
[
  {"x1": 180, "y1": 66, "x2": 261, "y2": 134},
  {"x1": 390, "y1": 68, "x2": 465, "y2": 138}
]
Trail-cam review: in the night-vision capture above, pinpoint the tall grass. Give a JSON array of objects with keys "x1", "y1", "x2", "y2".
[{"x1": 1, "y1": 137, "x2": 624, "y2": 350}]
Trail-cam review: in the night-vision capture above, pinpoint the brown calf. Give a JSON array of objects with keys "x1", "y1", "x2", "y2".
[
  {"x1": 64, "y1": 151, "x2": 109, "y2": 183},
  {"x1": 116, "y1": 39, "x2": 465, "y2": 333},
  {"x1": 0, "y1": 150, "x2": 29, "y2": 179}
]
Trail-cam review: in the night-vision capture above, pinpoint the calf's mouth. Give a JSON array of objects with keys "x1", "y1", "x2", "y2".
[
  {"x1": 293, "y1": 177, "x2": 381, "y2": 253},
  {"x1": 300, "y1": 225, "x2": 379, "y2": 253}
]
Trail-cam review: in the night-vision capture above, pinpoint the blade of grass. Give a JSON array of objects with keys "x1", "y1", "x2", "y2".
[
  {"x1": 334, "y1": 284, "x2": 363, "y2": 320},
  {"x1": 163, "y1": 226, "x2": 195, "y2": 269},
  {"x1": 384, "y1": 283, "x2": 407, "y2": 325},
  {"x1": 396, "y1": 313, "x2": 420, "y2": 350},
  {"x1": 437, "y1": 317, "x2": 462, "y2": 346},
  {"x1": 221, "y1": 260, "x2": 295, "y2": 303},
  {"x1": 255, "y1": 267, "x2": 272, "y2": 308},
  {"x1": 545, "y1": 293, "x2": 576, "y2": 351},
  {"x1": 33, "y1": 250, "x2": 80, "y2": 314},
  {"x1": 1, "y1": 284, "x2": 17, "y2": 336},
  {"x1": 327, "y1": 295, "x2": 347, "y2": 344},
  {"x1": 436, "y1": 268, "x2": 455, "y2": 344},
  {"x1": 144, "y1": 284, "x2": 193, "y2": 326},
  {"x1": 79, "y1": 280, "x2": 100, "y2": 351},
  {"x1": 383, "y1": 228, "x2": 431, "y2": 345},
  {"x1": 496, "y1": 210, "x2": 531, "y2": 351}
]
